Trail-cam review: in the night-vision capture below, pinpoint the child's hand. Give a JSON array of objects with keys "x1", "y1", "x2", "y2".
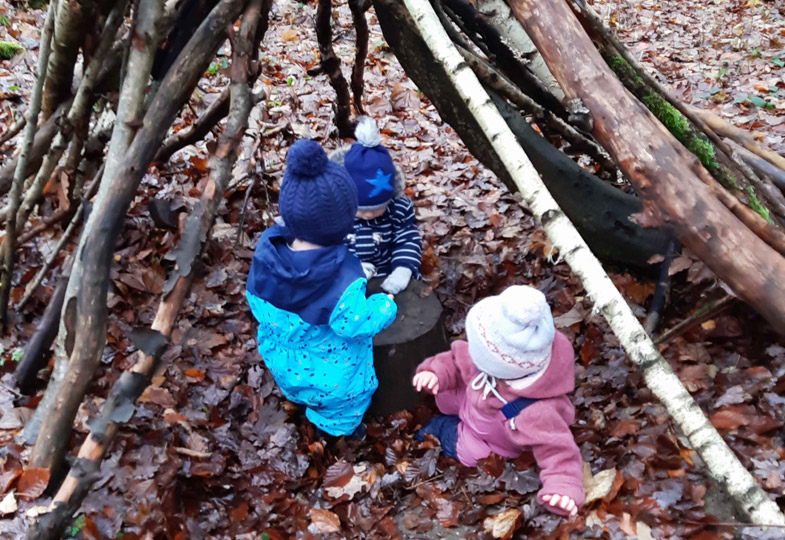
[
  {"x1": 542, "y1": 494, "x2": 578, "y2": 516},
  {"x1": 412, "y1": 371, "x2": 439, "y2": 394},
  {"x1": 381, "y1": 267, "x2": 412, "y2": 295},
  {"x1": 361, "y1": 262, "x2": 377, "y2": 280}
]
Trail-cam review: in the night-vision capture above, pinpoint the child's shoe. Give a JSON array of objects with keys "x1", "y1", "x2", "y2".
[
  {"x1": 347, "y1": 422, "x2": 366, "y2": 442},
  {"x1": 415, "y1": 414, "x2": 459, "y2": 459}
]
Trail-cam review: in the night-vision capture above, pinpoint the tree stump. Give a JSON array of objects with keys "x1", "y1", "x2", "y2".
[{"x1": 366, "y1": 278, "x2": 448, "y2": 416}]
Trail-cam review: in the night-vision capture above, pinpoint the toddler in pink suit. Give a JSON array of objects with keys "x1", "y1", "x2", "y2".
[{"x1": 412, "y1": 285, "x2": 584, "y2": 516}]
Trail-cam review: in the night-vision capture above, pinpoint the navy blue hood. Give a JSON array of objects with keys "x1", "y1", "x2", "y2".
[{"x1": 246, "y1": 225, "x2": 364, "y2": 325}]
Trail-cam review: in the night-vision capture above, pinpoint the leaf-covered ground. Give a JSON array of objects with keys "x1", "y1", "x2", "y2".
[{"x1": 1, "y1": 1, "x2": 785, "y2": 539}]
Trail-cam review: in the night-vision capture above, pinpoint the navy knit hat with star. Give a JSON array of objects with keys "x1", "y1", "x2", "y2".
[
  {"x1": 343, "y1": 117, "x2": 396, "y2": 211},
  {"x1": 279, "y1": 139, "x2": 358, "y2": 245}
]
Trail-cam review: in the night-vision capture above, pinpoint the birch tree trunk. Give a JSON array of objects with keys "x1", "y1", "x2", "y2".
[{"x1": 401, "y1": 0, "x2": 785, "y2": 526}]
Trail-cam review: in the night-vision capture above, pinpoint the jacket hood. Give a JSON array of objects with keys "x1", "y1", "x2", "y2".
[{"x1": 246, "y1": 225, "x2": 364, "y2": 325}]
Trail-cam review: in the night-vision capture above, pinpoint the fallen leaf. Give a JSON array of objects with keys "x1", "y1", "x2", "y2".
[
  {"x1": 310, "y1": 508, "x2": 341, "y2": 533},
  {"x1": 483, "y1": 508, "x2": 522, "y2": 540},
  {"x1": 17, "y1": 468, "x2": 50, "y2": 501},
  {"x1": 0, "y1": 491, "x2": 17, "y2": 515},
  {"x1": 709, "y1": 408, "x2": 751, "y2": 430},
  {"x1": 582, "y1": 463, "x2": 618, "y2": 504}
]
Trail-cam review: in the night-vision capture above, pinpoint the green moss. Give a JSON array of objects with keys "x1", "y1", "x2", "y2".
[
  {"x1": 641, "y1": 93, "x2": 721, "y2": 171},
  {"x1": 605, "y1": 54, "x2": 643, "y2": 87},
  {"x1": 745, "y1": 186, "x2": 771, "y2": 222},
  {"x1": 0, "y1": 41, "x2": 23, "y2": 60}
]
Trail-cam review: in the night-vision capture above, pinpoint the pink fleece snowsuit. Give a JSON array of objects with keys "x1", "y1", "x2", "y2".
[{"x1": 416, "y1": 332, "x2": 584, "y2": 513}]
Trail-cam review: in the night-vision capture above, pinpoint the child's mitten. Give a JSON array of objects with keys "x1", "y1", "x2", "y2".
[
  {"x1": 381, "y1": 267, "x2": 412, "y2": 295},
  {"x1": 361, "y1": 262, "x2": 377, "y2": 280}
]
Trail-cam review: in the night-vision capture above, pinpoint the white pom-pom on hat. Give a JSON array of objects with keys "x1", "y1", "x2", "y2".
[{"x1": 354, "y1": 116, "x2": 382, "y2": 148}]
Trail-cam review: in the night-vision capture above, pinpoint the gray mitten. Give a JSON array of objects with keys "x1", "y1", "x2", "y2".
[
  {"x1": 381, "y1": 267, "x2": 412, "y2": 295},
  {"x1": 361, "y1": 262, "x2": 377, "y2": 280}
]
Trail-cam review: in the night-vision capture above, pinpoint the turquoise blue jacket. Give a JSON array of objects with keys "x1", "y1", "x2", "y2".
[{"x1": 246, "y1": 225, "x2": 397, "y2": 435}]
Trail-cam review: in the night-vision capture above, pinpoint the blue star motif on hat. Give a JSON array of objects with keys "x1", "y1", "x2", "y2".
[{"x1": 366, "y1": 168, "x2": 393, "y2": 198}]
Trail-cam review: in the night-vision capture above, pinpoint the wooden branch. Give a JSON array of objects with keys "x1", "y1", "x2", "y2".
[
  {"x1": 349, "y1": 0, "x2": 368, "y2": 115},
  {"x1": 13, "y1": 277, "x2": 69, "y2": 395},
  {"x1": 29, "y1": 3, "x2": 269, "y2": 535},
  {"x1": 3, "y1": 0, "x2": 128, "y2": 261},
  {"x1": 644, "y1": 239, "x2": 678, "y2": 335},
  {"x1": 0, "y1": 0, "x2": 58, "y2": 328},
  {"x1": 655, "y1": 295, "x2": 737, "y2": 346},
  {"x1": 406, "y1": 0, "x2": 785, "y2": 525},
  {"x1": 445, "y1": 0, "x2": 567, "y2": 118},
  {"x1": 316, "y1": 0, "x2": 355, "y2": 137},
  {"x1": 509, "y1": 0, "x2": 785, "y2": 334},
  {"x1": 0, "y1": 101, "x2": 66, "y2": 197},
  {"x1": 29, "y1": 0, "x2": 246, "y2": 479},
  {"x1": 23, "y1": 0, "x2": 165, "y2": 446},
  {"x1": 0, "y1": 116, "x2": 25, "y2": 146},
  {"x1": 687, "y1": 106, "x2": 785, "y2": 176},
  {"x1": 571, "y1": 0, "x2": 781, "y2": 227},
  {"x1": 729, "y1": 140, "x2": 785, "y2": 192},
  {"x1": 373, "y1": 0, "x2": 671, "y2": 268},
  {"x1": 155, "y1": 86, "x2": 230, "y2": 163},
  {"x1": 456, "y1": 42, "x2": 616, "y2": 174},
  {"x1": 42, "y1": 0, "x2": 86, "y2": 120}
]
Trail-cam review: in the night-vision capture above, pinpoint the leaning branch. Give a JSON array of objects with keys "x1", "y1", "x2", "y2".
[
  {"x1": 29, "y1": 2, "x2": 267, "y2": 536},
  {"x1": 28, "y1": 0, "x2": 246, "y2": 479},
  {"x1": 0, "y1": 0, "x2": 57, "y2": 327},
  {"x1": 403, "y1": 0, "x2": 785, "y2": 525},
  {"x1": 316, "y1": 0, "x2": 354, "y2": 137}
]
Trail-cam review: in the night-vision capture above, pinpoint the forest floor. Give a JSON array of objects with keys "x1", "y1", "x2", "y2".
[{"x1": 1, "y1": 0, "x2": 785, "y2": 539}]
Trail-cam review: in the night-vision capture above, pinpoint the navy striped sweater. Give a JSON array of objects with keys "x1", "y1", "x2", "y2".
[{"x1": 346, "y1": 196, "x2": 422, "y2": 278}]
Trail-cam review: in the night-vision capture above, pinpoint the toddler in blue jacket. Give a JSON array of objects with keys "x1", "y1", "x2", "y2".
[
  {"x1": 330, "y1": 118, "x2": 422, "y2": 295},
  {"x1": 245, "y1": 140, "x2": 397, "y2": 438}
]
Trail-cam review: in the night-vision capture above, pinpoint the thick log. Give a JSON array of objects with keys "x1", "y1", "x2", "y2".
[
  {"x1": 373, "y1": 0, "x2": 671, "y2": 269},
  {"x1": 366, "y1": 279, "x2": 448, "y2": 416},
  {"x1": 507, "y1": 0, "x2": 785, "y2": 335}
]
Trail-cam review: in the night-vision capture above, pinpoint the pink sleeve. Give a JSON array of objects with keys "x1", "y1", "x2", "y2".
[
  {"x1": 506, "y1": 397, "x2": 584, "y2": 513},
  {"x1": 416, "y1": 341, "x2": 475, "y2": 391}
]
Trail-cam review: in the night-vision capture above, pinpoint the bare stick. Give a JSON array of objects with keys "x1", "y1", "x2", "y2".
[
  {"x1": 655, "y1": 295, "x2": 737, "y2": 346},
  {"x1": 348, "y1": 0, "x2": 368, "y2": 115},
  {"x1": 455, "y1": 42, "x2": 616, "y2": 174},
  {"x1": 155, "y1": 87, "x2": 231, "y2": 163},
  {"x1": 316, "y1": 0, "x2": 354, "y2": 137},
  {"x1": 30, "y1": 3, "x2": 268, "y2": 536},
  {"x1": 0, "y1": 0, "x2": 58, "y2": 328},
  {"x1": 0, "y1": 116, "x2": 25, "y2": 146},
  {"x1": 28, "y1": 0, "x2": 245, "y2": 479}
]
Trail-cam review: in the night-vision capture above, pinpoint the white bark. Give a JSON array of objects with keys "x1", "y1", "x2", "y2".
[
  {"x1": 475, "y1": 0, "x2": 563, "y2": 101},
  {"x1": 402, "y1": 0, "x2": 785, "y2": 526}
]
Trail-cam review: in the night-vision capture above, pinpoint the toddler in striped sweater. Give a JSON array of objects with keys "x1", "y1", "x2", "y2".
[{"x1": 330, "y1": 118, "x2": 422, "y2": 295}]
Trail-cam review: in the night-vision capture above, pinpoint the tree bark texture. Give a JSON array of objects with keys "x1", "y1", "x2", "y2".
[
  {"x1": 41, "y1": 0, "x2": 86, "y2": 119},
  {"x1": 402, "y1": 0, "x2": 785, "y2": 525},
  {"x1": 316, "y1": 0, "x2": 355, "y2": 137},
  {"x1": 507, "y1": 0, "x2": 785, "y2": 335},
  {"x1": 0, "y1": 0, "x2": 57, "y2": 327},
  {"x1": 29, "y1": 0, "x2": 246, "y2": 475},
  {"x1": 372, "y1": 0, "x2": 671, "y2": 270}
]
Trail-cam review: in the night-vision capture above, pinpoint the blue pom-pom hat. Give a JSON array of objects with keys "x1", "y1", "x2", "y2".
[
  {"x1": 278, "y1": 140, "x2": 358, "y2": 245},
  {"x1": 343, "y1": 118, "x2": 397, "y2": 211}
]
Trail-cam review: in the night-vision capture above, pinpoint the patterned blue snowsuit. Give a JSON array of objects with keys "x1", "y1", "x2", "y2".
[{"x1": 246, "y1": 225, "x2": 397, "y2": 435}]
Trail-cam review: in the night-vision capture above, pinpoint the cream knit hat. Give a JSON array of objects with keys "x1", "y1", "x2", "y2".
[{"x1": 465, "y1": 285, "x2": 555, "y2": 380}]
